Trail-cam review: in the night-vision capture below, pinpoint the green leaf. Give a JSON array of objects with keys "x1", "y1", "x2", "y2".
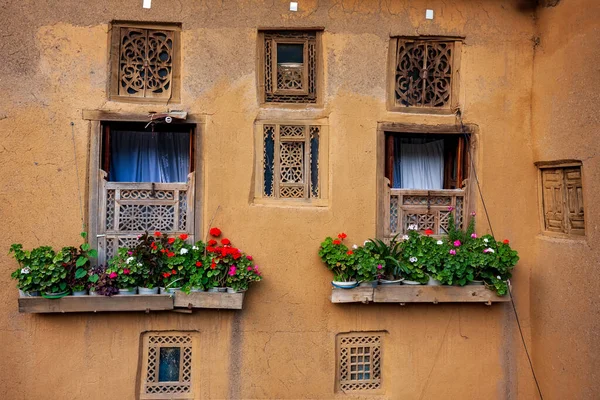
[
  {"x1": 76, "y1": 257, "x2": 87, "y2": 267},
  {"x1": 88, "y1": 249, "x2": 98, "y2": 258},
  {"x1": 59, "y1": 282, "x2": 67, "y2": 290},
  {"x1": 81, "y1": 243, "x2": 91, "y2": 251},
  {"x1": 75, "y1": 268, "x2": 87, "y2": 279},
  {"x1": 88, "y1": 274, "x2": 99, "y2": 283}
]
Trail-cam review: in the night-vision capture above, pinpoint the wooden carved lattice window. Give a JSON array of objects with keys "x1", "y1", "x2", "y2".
[
  {"x1": 140, "y1": 332, "x2": 195, "y2": 399},
  {"x1": 260, "y1": 30, "x2": 320, "y2": 104},
  {"x1": 110, "y1": 23, "x2": 181, "y2": 102},
  {"x1": 389, "y1": 38, "x2": 461, "y2": 112},
  {"x1": 255, "y1": 121, "x2": 328, "y2": 204},
  {"x1": 337, "y1": 333, "x2": 382, "y2": 392},
  {"x1": 539, "y1": 163, "x2": 585, "y2": 236}
]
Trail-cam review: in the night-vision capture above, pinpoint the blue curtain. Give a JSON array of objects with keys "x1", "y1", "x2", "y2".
[
  {"x1": 109, "y1": 131, "x2": 190, "y2": 183},
  {"x1": 392, "y1": 137, "x2": 444, "y2": 190}
]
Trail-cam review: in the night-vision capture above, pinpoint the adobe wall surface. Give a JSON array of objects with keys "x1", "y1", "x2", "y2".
[
  {"x1": 531, "y1": 0, "x2": 600, "y2": 399},
  {"x1": 0, "y1": 1, "x2": 539, "y2": 399}
]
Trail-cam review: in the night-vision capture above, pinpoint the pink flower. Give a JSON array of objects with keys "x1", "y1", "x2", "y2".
[
  {"x1": 123, "y1": 269, "x2": 130, "y2": 275},
  {"x1": 377, "y1": 264, "x2": 383, "y2": 270},
  {"x1": 247, "y1": 266, "x2": 253, "y2": 271},
  {"x1": 449, "y1": 249, "x2": 456, "y2": 255},
  {"x1": 228, "y1": 266, "x2": 237, "y2": 276},
  {"x1": 470, "y1": 211, "x2": 476, "y2": 216},
  {"x1": 471, "y1": 233, "x2": 477, "y2": 238},
  {"x1": 109, "y1": 272, "x2": 118, "y2": 279},
  {"x1": 127, "y1": 251, "x2": 133, "y2": 255},
  {"x1": 448, "y1": 206, "x2": 454, "y2": 211},
  {"x1": 246, "y1": 255, "x2": 253, "y2": 261},
  {"x1": 453, "y1": 240, "x2": 461, "y2": 247}
]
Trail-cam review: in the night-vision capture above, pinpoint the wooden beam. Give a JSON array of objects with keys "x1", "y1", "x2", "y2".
[
  {"x1": 173, "y1": 292, "x2": 244, "y2": 310},
  {"x1": 18, "y1": 295, "x2": 174, "y2": 313},
  {"x1": 331, "y1": 287, "x2": 374, "y2": 303}
]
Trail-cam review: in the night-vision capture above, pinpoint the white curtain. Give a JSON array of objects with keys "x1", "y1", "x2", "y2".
[
  {"x1": 393, "y1": 138, "x2": 444, "y2": 189},
  {"x1": 109, "y1": 131, "x2": 190, "y2": 183}
]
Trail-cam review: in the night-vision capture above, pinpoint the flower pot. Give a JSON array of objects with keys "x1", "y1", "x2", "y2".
[
  {"x1": 165, "y1": 287, "x2": 181, "y2": 294},
  {"x1": 89, "y1": 290, "x2": 100, "y2": 296},
  {"x1": 468, "y1": 280, "x2": 485, "y2": 285},
  {"x1": 159, "y1": 287, "x2": 166, "y2": 294},
  {"x1": 190, "y1": 287, "x2": 205, "y2": 293},
  {"x1": 402, "y1": 280, "x2": 423, "y2": 285},
  {"x1": 138, "y1": 287, "x2": 159, "y2": 295},
  {"x1": 226, "y1": 287, "x2": 246, "y2": 294},
  {"x1": 43, "y1": 291, "x2": 70, "y2": 299},
  {"x1": 427, "y1": 277, "x2": 442, "y2": 286},
  {"x1": 19, "y1": 290, "x2": 40, "y2": 297},
  {"x1": 208, "y1": 287, "x2": 227, "y2": 293},
  {"x1": 331, "y1": 281, "x2": 359, "y2": 289},
  {"x1": 379, "y1": 278, "x2": 404, "y2": 285},
  {"x1": 72, "y1": 290, "x2": 88, "y2": 296},
  {"x1": 118, "y1": 287, "x2": 138, "y2": 296},
  {"x1": 359, "y1": 280, "x2": 378, "y2": 288}
]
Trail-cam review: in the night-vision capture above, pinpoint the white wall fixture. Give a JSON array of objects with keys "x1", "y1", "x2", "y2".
[
  {"x1": 290, "y1": 2, "x2": 298, "y2": 11},
  {"x1": 143, "y1": 0, "x2": 151, "y2": 9},
  {"x1": 425, "y1": 9, "x2": 434, "y2": 19}
]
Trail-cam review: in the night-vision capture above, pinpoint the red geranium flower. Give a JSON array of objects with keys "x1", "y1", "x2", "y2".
[
  {"x1": 338, "y1": 233, "x2": 347, "y2": 240},
  {"x1": 424, "y1": 229, "x2": 434, "y2": 236},
  {"x1": 246, "y1": 255, "x2": 253, "y2": 261},
  {"x1": 195, "y1": 261, "x2": 202, "y2": 267},
  {"x1": 162, "y1": 272, "x2": 171, "y2": 278},
  {"x1": 333, "y1": 239, "x2": 341, "y2": 245},
  {"x1": 160, "y1": 249, "x2": 166, "y2": 254},
  {"x1": 347, "y1": 250, "x2": 353, "y2": 255},
  {"x1": 168, "y1": 238, "x2": 175, "y2": 244},
  {"x1": 179, "y1": 233, "x2": 189, "y2": 240},
  {"x1": 171, "y1": 269, "x2": 177, "y2": 275},
  {"x1": 210, "y1": 262, "x2": 217, "y2": 269},
  {"x1": 503, "y1": 239, "x2": 510, "y2": 244},
  {"x1": 209, "y1": 227, "x2": 221, "y2": 237},
  {"x1": 221, "y1": 238, "x2": 231, "y2": 246},
  {"x1": 123, "y1": 269, "x2": 130, "y2": 275},
  {"x1": 233, "y1": 253, "x2": 241, "y2": 260},
  {"x1": 208, "y1": 239, "x2": 217, "y2": 246},
  {"x1": 150, "y1": 242, "x2": 157, "y2": 250},
  {"x1": 167, "y1": 251, "x2": 175, "y2": 258},
  {"x1": 154, "y1": 231, "x2": 161, "y2": 237}
]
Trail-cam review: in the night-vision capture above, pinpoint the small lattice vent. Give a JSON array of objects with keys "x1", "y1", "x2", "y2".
[
  {"x1": 337, "y1": 333, "x2": 382, "y2": 392},
  {"x1": 140, "y1": 332, "x2": 195, "y2": 400}
]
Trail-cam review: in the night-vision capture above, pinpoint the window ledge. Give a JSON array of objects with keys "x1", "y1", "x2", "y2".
[{"x1": 331, "y1": 285, "x2": 510, "y2": 305}]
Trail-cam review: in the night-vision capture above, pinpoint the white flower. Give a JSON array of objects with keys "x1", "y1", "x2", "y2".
[
  {"x1": 409, "y1": 256, "x2": 418, "y2": 263},
  {"x1": 192, "y1": 246, "x2": 199, "y2": 250},
  {"x1": 483, "y1": 238, "x2": 489, "y2": 243},
  {"x1": 352, "y1": 244, "x2": 358, "y2": 249},
  {"x1": 402, "y1": 235, "x2": 409, "y2": 240},
  {"x1": 407, "y1": 224, "x2": 418, "y2": 231},
  {"x1": 180, "y1": 248, "x2": 189, "y2": 255},
  {"x1": 487, "y1": 248, "x2": 495, "y2": 253},
  {"x1": 21, "y1": 267, "x2": 30, "y2": 274},
  {"x1": 436, "y1": 240, "x2": 443, "y2": 245},
  {"x1": 497, "y1": 275, "x2": 501, "y2": 280},
  {"x1": 137, "y1": 263, "x2": 142, "y2": 267},
  {"x1": 126, "y1": 257, "x2": 135, "y2": 264}
]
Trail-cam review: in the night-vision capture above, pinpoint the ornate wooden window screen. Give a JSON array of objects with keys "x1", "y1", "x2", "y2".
[
  {"x1": 337, "y1": 333, "x2": 382, "y2": 392},
  {"x1": 140, "y1": 333, "x2": 194, "y2": 399},
  {"x1": 390, "y1": 38, "x2": 460, "y2": 111},
  {"x1": 540, "y1": 165, "x2": 584, "y2": 236},
  {"x1": 260, "y1": 124, "x2": 321, "y2": 200},
  {"x1": 262, "y1": 30, "x2": 318, "y2": 103},
  {"x1": 97, "y1": 171, "x2": 195, "y2": 264},
  {"x1": 384, "y1": 184, "x2": 466, "y2": 238},
  {"x1": 111, "y1": 24, "x2": 180, "y2": 101}
]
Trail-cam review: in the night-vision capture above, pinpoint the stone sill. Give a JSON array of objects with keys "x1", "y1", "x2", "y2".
[
  {"x1": 18, "y1": 292, "x2": 245, "y2": 314},
  {"x1": 331, "y1": 285, "x2": 510, "y2": 305}
]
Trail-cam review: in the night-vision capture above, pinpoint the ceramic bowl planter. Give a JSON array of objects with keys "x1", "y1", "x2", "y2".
[
  {"x1": 331, "y1": 281, "x2": 359, "y2": 289},
  {"x1": 118, "y1": 287, "x2": 138, "y2": 296},
  {"x1": 18, "y1": 290, "x2": 40, "y2": 297},
  {"x1": 427, "y1": 277, "x2": 442, "y2": 286},
  {"x1": 138, "y1": 287, "x2": 159, "y2": 295},
  {"x1": 359, "y1": 280, "x2": 378, "y2": 288},
  {"x1": 164, "y1": 287, "x2": 181, "y2": 294},
  {"x1": 226, "y1": 287, "x2": 246, "y2": 294},
  {"x1": 379, "y1": 278, "x2": 404, "y2": 285},
  {"x1": 189, "y1": 287, "x2": 206, "y2": 293},
  {"x1": 43, "y1": 291, "x2": 70, "y2": 298},
  {"x1": 72, "y1": 289, "x2": 88, "y2": 296},
  {"x1": 402, "y1": 280, "x2": 423, "y2": 285},
  {"x1": 89, "y1": 289, "x2": 100, "y2": 296},
  {"x1": 207, "y1": 287, "x2": 227, "y2": 293}
]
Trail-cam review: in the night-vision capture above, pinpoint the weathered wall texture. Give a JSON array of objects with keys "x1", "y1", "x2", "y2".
[
  {"x1": 531, "y1": 0, "x2": 600, "y2": 399},
  {"x1": 0, "y1": 0, "x2": 551, "y2": 398}
]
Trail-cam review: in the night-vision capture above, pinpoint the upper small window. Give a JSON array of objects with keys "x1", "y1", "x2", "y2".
[
  {"x1": 259, "y1": 30, "x2": 321, "y2": 104},
  {"x1": 538, "y1": 162, "x2": 585, "y2": 236},
  {"x1": 388, "y1": 37, "x2": 461, "y2": 113},
  {"x1": 110, "y1": 22, "x2": 181, "y2": 102}
]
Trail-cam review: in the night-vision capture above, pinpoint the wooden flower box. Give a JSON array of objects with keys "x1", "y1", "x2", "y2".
[
  {"x1": 173, "y1": 291, "x2": 244, "y2": 310},
  {"x1": 331, "y1": 285, "x2": 510, "y2": 305},
  {"x1": 18, "y1": 294, "x2": 174, "y2": 313}
]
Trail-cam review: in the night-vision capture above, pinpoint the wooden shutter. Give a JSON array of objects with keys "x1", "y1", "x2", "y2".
[
  {"x1": 541, "y1": 168, "x2": 564, "y2": 233},
  {"x1": 564, "y1": 167, "x2": 585, "y2": 235}
]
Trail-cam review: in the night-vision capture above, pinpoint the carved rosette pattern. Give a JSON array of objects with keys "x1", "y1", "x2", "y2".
[
  {"x1": 395, "y1": 40, "x2": 453, "y2": 108},
  {"x1": 338, "y1": 334, "x2": 382, "y2": 391},
  {"x1": 277, "y1": 64, "x2": 303, "y2": 90},
  {"x1": 119, "y1": 28, "x2": 174, "y2": 99},
  {"x1": 143, "y1": 335, "x2": 192, "y2": 396},
  {"x1": 280, "y1": 142, "x2": 304, "y2": 183}
]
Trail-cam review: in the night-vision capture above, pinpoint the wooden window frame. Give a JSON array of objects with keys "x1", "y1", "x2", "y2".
[
  {"x1": 109, "y1": 21, "x2": 182, "y2": 104},
  {"x1": 253, "y1": 118, "x2": 329, "y2": 206},
  {"x1": 336, "y1": 332, "x2": 384, "y2": 393},
  {"x1": 257, "y1": 28, "x2": 323, "y2": 107},
  {"x1": 376, "y1": 122, "x2": 477, "y2": 239},
  {"x1": 536, "y1": 160, "x2": 586, "y2": 238},
  {"x1": 387, "y1": 36, "x2": 462, "y2": 114}
]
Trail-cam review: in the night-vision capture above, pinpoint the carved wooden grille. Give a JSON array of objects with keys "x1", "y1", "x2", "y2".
[
  {"x1": 141, "y1": 333, "x2": 194, "y2": 400},
  {"x1": 263, "y1": 31, "x2": 318, "y2": 103},
  {"x1": 98, "y1": 171, "x2": 195, "y2": 263},
  {"x1": 393, "y1": 39, "x2": 457, "y2": 109},
  {"x1": 115, "y1": 26, "x2": 176, "y2": 99},
  {"x1": 337, "y1": 333, "x2": 382, "y2": 392},
  {"x1": 541, "y1": 166, "x2": 584, "y2": 235},
  {"x1": 261, "y1": 124, "x2": 321, "y2": 200},
  {"x1": 385, "y1": 187, "x2": 466, "y2": 237}
]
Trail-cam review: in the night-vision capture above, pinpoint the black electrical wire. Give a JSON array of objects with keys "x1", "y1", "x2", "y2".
[{"x1": 455, "y1": 109, "x2": 544, "y2": 400}]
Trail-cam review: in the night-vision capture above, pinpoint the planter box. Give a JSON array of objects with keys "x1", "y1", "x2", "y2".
[
  {"x1": 173, "y1": 291, "x2": 244, "y2": 310},
  {"x1": 331, "y1": 285, "x2": 510, "y2": 305},
  {"x1": 18, "y1": 294, "x2": 174, "y2": 313}
]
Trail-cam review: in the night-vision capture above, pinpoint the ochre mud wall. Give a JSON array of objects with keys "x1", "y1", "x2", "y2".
[
  {"x1": 0, "y1": 1, "x2": 543, "y2": 398},
  {"x1": 531, "y1": 0, "x2": 600, "y2": 399}
]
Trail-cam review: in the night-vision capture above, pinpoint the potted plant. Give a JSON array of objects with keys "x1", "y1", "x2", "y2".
[
  {"x1": 225, "y1": 254, "x2": 262, "y2": 293},
  {"x1": 57, "y1": 233, "x2": 98, "y2": 296},
  {"x1": 9, "y1": 244, "x2": 53, "y2": 297},
  {"x1": 131, "y1": 232, "x2": 171, "y2": 294},
  {"x1": 88, "y1": 264, "x2": 119, "y2": 296},
  {"x1": 160, "y1": 233, "x2": 203, "y2": 294},
  {"x1": 365, "y1": 237, "x2": 404, "y2": 284},
  {"x1": 352, "y1": 245, "x2": 384, "y2": 287},
  {"x1": 476, "y1": 236, "x2": 519, "y2": 295},
  {"x1": 107, "y1": 248, "x2": 140, "y2": 295},
  {"x1": 319, "y1": 233, "x2": 358, "y2": 288},
  {"x1": 204, "y1": 230, "x2": 242, "y2": 292},
  {"x1": 396, "y1": 228, "x2": 431, "y2": 285}
]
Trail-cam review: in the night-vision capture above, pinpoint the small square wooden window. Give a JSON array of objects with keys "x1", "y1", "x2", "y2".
[
  {"x1": 388, "y1": 37, "x2": 461, "y2": 113},
  {"x1": 337, "y1": 333, "x2": 383, "y2": 392},
  {"x1": 538, "y1": 162, "x2": 585, "y2": 236},
  {"x1": 254, "y1": 121, "x2": 328, "y2": 205},
  {"x1": 259, "y1": 30, "x2": 321, "y2": 104},
  {"x1": 139, "y1": 332, "x2": 196, "y2": 399},
  {"x1": 110, "y1": 22, "x2": 181, "y2": 103}
]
